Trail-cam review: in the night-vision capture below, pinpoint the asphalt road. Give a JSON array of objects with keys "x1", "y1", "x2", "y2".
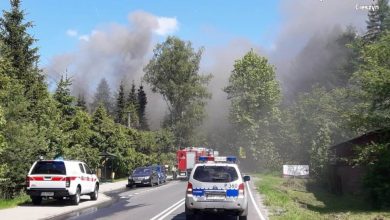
[{"x1": 51, "y1": 180, "x2": 267, "y2": 220}]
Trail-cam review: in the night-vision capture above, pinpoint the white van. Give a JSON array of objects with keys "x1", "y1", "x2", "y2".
[{"x1": 26, "y1": 159, "x2": 99, "y2": 205}]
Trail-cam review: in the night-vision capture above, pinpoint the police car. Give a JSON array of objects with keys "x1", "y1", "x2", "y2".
[
  {"x1": 185, "y1": 156, "x2": 250, "y2": 220},
  {"x1": 26, "y1": 159, "x2": 99, "y2": 205}
]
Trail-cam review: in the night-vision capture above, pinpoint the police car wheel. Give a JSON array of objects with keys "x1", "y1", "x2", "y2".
[
  {"x1": 238, "y1": 216, "x2": 247, "y2": 220},
  {"x1": 31, "y1": 196, "x2": 42, "y2": 205},
  {"x1": 185, "y1": 206, "x2": 195, "y2": 220}
]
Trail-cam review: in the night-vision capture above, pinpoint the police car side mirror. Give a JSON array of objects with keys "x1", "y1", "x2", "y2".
[{"x1": 243, "y1": 175, "x2": 250, "y2": 182}]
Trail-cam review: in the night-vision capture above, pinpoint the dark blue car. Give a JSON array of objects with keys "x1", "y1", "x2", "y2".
[
  {"x1": 150, "y1": 165, "x2": 167, "y2": 184},
  {"x1": 127, "y1": 167, "x2": 159, "y2": 187}
]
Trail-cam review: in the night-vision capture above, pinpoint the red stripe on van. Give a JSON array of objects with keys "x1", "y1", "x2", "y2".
[{"x1": 51, "y1": 177, "x2": 65, "y2": 181}]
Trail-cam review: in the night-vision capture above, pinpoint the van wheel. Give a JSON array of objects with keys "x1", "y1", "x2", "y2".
[
  {"x1": 239, "y1": 216, "x2": 247, "y2": 220},
  {"x1": 90, "y1": 184, "x2": 99, "y2": 200},
  {"x1": 71, "y1": 186, "x2": 81, "y2": 205},
  {"x1": 31, "y1": 196, "x2": 42, "y2": 205}
]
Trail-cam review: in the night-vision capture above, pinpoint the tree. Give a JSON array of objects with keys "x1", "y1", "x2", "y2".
[
  {"x1": 378, "y1": 0, "x2": 390, "y2": 32},
  {"x1": 144, "y1": 36, "x2": 212, "y2": 146},
  {"x1": 91, "y1": 78, "x2": 113, "y2": 114},
  {"x1": 352, "y1": 31, "x2": 390, "y2": 129},
  {"x1": 76, "y1": 93, "x2": 88, "y2": 112},
  {"x1": 0, "y1": 0, "x2": 47, "y2": 106},
  {"x1": 224, "y1": 49, "x2": 282, "y2": 169},
  {"x1": 127, "y1": 82, "x2": 137, "y2": 108},
  {"x1": 115, "y1": 81, "x2": 126, "y2": 125},
  {"x1": 53, "y1": 75, "x2": 76, "y2": 117},
  {"x1": 137, "y1": 85, "x2": 149, "y2": 130},
  {"x1": 364, "y1": 0, "x2": 390, "y2": 42}
]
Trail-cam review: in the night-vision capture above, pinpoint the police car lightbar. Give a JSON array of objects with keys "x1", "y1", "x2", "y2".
[
  {"x1": 227, "y1": 156, "x2": 237, "y2": 163},
  {"x1": 199, "y1": 156, "x2": 214, "y2": 163},
  {"x1": 214, "y1": 156, "x2": 237, "y2": 163}
]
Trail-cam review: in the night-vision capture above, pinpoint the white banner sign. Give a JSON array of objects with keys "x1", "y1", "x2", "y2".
[{"x1": 283, "y1": 165, "x2": 309, "y2": 177}]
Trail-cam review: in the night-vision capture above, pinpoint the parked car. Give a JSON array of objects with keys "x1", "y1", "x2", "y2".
[
  {"x1": 150, "y1": 165, "x2": 167, "y2": 184},
  {"x1": 26, "y1": 159, "x2": 99, "y2": 205},
  {"x1": 127, "y1": 167, "x2": 159, "y2": 187}
]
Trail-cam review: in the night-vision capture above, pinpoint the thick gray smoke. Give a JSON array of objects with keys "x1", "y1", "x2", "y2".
[
  {"x1": 199, "y1": 0, "x2": 371, "y2": 144},
  {"x1": 44, "y1": 11, "x2": 169, "y2": 128},
  {"x1": 44, "y1": 0, "x2": 373, "y2": 132},
  {"x1": 44, "y1": 11, "x2": 158, "y2": 99},
  {"x1": 270, "y1": 0, "x2": 369, "y2": 97}
]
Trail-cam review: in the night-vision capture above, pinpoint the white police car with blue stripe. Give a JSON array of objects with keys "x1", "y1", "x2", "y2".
[{"x1": 185, "y1": 156, "x2": 250, "y2": 220}]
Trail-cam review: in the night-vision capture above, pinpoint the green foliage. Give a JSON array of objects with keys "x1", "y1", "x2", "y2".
[
  {"x1": 287, "y1": 87, "x2": 356, "y2": 178},
  {"x1": 224, "y1": 49, "x2": 282, "y2": 169},
  {"x1": 54, "y1": 75, "x2": 76, "y2": 117},
  {"x1": 137, "y1": 85, "x2": 149, "y2": 130},
  {"x1": 91, "y1": 78, "x2": 113, "y2": 114},
  {"x1": 352, "y1": 31, "x2": 390, "y2": 129},
  {"x1": 0, "y1": 0, "x2": 47, "y2": 109},
  {"x1": 352, "y1": 143, "x2": 390, "y2": 209},
  {"x1": 0, "y1": 1, "x2": 174, "y2": 199},
  {"x1": 76, "y1": 93, "x2": 88, "y2": 112},
  {"x1": 365, "y1": 0, "x2": 390, "y2": 42},
  {"x1": 258, "y1": 173, "x2": 390, "y2": 219},
  {"x1": 127, "y1": 82, "x2": 137, "y2": 109},
  {"x1": 144, "y1": 36, "x2": 212, "y2": 146},
  {"x1": 115, "y1": 81, "x2": 126, "y2": 125}
]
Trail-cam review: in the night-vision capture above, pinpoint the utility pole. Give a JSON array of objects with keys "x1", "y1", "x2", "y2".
[{"x1": 127, "y1": 111, "x2": 131, "y2": 128}]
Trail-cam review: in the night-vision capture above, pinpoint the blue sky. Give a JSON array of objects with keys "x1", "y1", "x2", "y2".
[{"x1": 0, "y1": 0, "x2": 281, "y2": 66}]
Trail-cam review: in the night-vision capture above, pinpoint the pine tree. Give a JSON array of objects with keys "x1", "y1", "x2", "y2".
[
  {"x1": 76, "y1": 93, "x2": 88, "y2": 112},
  {"x1": 365, "y1": 0, "x2": 390, "y2": 42},
  {"x1": 53, "y1": 75, "x2": 75, "y2": 117},
  {"x1": 127, "y1": 81, "x2": 137, "y2": 108},
  {"x1": 91, "y1": 78, "x2": 112, "y2": 114},
  {"x1": 0, "y1": 0, "x2": 47, "y2": 101},
  {"x1": 137, "y1": 85, "x2": 149, "y2": 130},
  {"x1": 115, "y1": 81, "x2": 126, "y2": 125},
  {"x1": 378, "y1": 0, "x2": 390, "y2": 31}
]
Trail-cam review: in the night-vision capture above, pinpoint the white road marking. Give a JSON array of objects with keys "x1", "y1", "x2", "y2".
[
  {"x1": 156, "y1": 200, "x2": 184, "y2": 220},
  {"x1": 246, "y1": 181, "x2": 266, "y2": 220},
  {"x1": 150, "y1": 198, "x2": 185, "y2": 220}
]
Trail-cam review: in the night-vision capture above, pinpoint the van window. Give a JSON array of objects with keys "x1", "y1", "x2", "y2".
[
  {"x1": 193, "y1": 166, "x2": 238, "y2": 183},
  {"x1": 31, "y1": 161, "x2": 66, "y2": 175},
  {"x1": 79, "y1": 163, "x2": 85, "y2": 173},
  {"x1": 84, "y1": 164, "x2": 92, "y2": 174}
]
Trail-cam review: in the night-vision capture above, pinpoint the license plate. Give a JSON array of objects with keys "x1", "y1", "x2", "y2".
[
  {"x1": 207, "y1": 195, "x2": 225, "y2": 200},
  {"x1": 41, "y1": 192, "x2": 54, "y2": 196},
  {"x1": 135, "y1": 181, "x2": 141, "y2": 183}
]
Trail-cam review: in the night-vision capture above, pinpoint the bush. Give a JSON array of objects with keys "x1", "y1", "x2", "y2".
[{"x1": 363, "y1": 143, "x2": 390, "y2": 209}]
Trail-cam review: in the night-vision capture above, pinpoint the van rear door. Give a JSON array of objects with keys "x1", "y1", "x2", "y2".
[{"x1": 28, "y1": 161, "x2": 67, "y2": 192}]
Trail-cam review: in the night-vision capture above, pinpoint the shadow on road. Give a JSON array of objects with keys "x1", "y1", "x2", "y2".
[
  {"x1": 19, "y1": 198, "x2": 91, "y2": 207},
  {"x1": 171, "y1": 212, "x2": 238, "y2": 220}
]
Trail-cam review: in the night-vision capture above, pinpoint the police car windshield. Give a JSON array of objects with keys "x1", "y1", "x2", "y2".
[
  {"x1": 31, "y1": 161, "x2": 66, "y2": 175},
  {"x1": 193, "y1": 166, "x2": 238, "y2": 183},
  {"x1": 133, "y1": 168, "x2": 151, "y2": 175}
]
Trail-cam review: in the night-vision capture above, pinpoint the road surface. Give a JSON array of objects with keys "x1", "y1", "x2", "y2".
[{"x1": 51, "y1": 180, "x2": 267, "y2": 220}]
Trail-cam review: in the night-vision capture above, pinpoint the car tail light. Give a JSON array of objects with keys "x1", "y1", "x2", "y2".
[
  {"x1": 239, "y1": 183, "x2": 245, "y2": 195},
  {"x1": 26, "y1": 176, "x2": 30, "y2": 187},
  {"x1": 65, "y1": 177, "x2": 71, "y2": 187},
  {"x1": 186, "y1": 182, "x2": 193, "y2": 194}
]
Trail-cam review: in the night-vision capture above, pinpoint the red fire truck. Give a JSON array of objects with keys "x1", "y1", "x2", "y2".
[{"x1": 174, "y1": 147, "x2": 214, "y2": 179}]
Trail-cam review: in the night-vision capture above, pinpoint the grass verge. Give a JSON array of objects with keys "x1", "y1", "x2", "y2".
[
  {"x1": 256, "y1": 173, "x2": 390, "y2": 220},
  {"x1": 0, "y1": 193, "x2": 30, "y2": 210}
]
